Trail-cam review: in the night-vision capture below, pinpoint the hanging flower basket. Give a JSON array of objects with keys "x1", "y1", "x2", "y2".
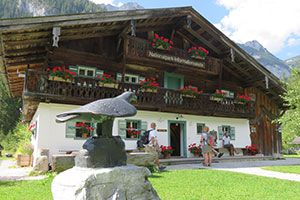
[{"x1": 188, "y1": 47, "x2": 209, "y2": 59}]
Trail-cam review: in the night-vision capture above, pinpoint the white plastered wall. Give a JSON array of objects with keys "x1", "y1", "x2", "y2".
[{"x1": 31, "y1": 103, "x2": 251, "y2": 165}]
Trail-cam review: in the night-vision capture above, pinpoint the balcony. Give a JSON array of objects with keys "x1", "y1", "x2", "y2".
[
  {"x1": 125, "y1": 36, "x2": 222, "y2": 75},
  {"x1": 23, "y1": 70, "x2": 255, "y2": 119}
]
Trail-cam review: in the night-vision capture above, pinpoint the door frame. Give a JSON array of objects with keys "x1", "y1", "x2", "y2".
[
  {"x1": 168, "y1": 120, "x2": 187, "y2": 157},
  {"x1": 164, "y1": 72, "x2": 184, "y2": 89}
]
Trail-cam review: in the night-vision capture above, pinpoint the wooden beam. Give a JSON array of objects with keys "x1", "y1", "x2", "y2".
[
  {"x1": 6, "y1": 60, "x2": 44, "y2": 67},
  {"x1": 176, "y1": 31, "x2": 198, "y2": 46},
  {"x1": 182, "y1": 25, "x2": 221, "y2": 54}
]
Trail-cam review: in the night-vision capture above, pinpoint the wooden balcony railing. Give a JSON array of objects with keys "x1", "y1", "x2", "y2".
[
  {"x1": 125, "y1": 36, "x2": 221, "y2": 74},
  {"x1": 24, "y1": 70, "x2": 255, "y2": 118}
]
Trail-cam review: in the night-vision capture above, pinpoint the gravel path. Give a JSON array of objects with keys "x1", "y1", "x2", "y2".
[
  {"x1": 0, "y1": 159, "x2": 46, "y2": 181},
  {"x1": 166, "y1": 157, "x2": 300, "y2": 182}
]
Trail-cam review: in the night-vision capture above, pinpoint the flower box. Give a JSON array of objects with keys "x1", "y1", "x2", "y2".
[
  {"x1": 152, "y1": 33, "x2": 173, "y2": 51},
  {"x1": 155, "y1": 45, "x2": 167, "y2": 50},
  {"x1": 210, "y1": 96, "x2": 223, "y2": 102},
  {"x1": 183, "y1": 94, "x2": 196, "y2": 98},
  {"x1": 191, "y1": 55, "x2": 206, "y2": 60},
  {"x1": 234, "y1": 101, "x2": 245, "y2": 105},
  {"x1": 141, "y1": 88, "x2": 158, "y2": 93},
  {"x1": 49, "y1": 75, "x2": 72, "y2": 83},
  {"x1": 99, "y1": 82, "x2": 119, "y2": 89}
]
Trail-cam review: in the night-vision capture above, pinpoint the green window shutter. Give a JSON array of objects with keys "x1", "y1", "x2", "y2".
[
  {"x1": 117, "y1": 73, "x2": 122, "y2": 82},
  {"x1": 141, "y1": 121, "x2": 148, "y2": 132},
  {"x1": 95, "y1": 69, "x2": 104, "y2": 78},
  {"x1": 218, "y1": 126, "x2": 223, "y2": 140},
  {"x1": 118, "y1": 120, "x2": 126, "y2": 139},
  {"x1": 69, "y1": 66, "x2": 78, "y2": 75},
  {"x1": 230, "y1": 127, "x2": 235, "y2": 140},
  {"x1": 66, "y1": 121, "x2": 76, "y2": 138}
]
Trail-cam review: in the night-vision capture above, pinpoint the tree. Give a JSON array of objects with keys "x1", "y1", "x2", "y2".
[
  {"x1": 0, "y1": 76, "x2": 21, "y2": 135},
  {"x1": 278, "y1": 65, "x2": 300, "y2": 150}
]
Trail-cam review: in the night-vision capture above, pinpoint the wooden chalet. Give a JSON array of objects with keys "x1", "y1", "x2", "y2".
[{"x1": 0, "y1": 7, "x2": 285, "y2": 160}]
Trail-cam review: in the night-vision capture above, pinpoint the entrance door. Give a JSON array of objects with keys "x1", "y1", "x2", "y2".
[
  {"x1": 170, "y1": 123, "x2": 181, "y2": 156},
  {"x1": 169, "y1": 121, "x2": 187, "y2": 157}
]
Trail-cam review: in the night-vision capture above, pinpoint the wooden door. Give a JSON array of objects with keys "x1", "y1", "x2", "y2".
[{"x1": 170, "y1": 123, "x2": 181, "y2": 156}]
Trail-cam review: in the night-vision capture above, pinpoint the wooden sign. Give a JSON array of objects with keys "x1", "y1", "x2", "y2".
[
  {"x1": 147, "y1": 51, "x2": 205, "y2": 68},
  {"x1": 157, "y1": 129, "x2": 167, "y2": 132}
]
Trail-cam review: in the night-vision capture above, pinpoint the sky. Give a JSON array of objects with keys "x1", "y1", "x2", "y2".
[{"x1": 90, "y1": 0, "x2": 300, "y2": 60}]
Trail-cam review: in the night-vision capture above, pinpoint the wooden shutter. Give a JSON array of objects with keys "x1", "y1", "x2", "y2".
[
  {"x1": 69, "y1": 65, "x2": 78, "y2": 75},
  {"x1": 65, "y1": 121, "x2": 76, "y2": 138},
  {"x1": 218, "y1": 126, "x2": 224, "y2": 140},
  {"x1": 117, "y1": 73, "x2": 122, "y2": 82},
  {"x1": 230, "y1": 127, "x2": 235, "y2": 140},
  {"x1": 118, "y1": 120, "x2": 126, "y2": 139},
  {"x1": 95, "y1": 69, "x2": 104, "y2": 78}
]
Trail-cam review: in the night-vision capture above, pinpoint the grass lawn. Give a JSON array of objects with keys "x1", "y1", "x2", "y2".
[
  {"x1": 284, "y1": 154, "x2": 300, "y2": 158},
  {"x1": 262, "y1": 165, "x2": 300, "y2": 175},
  {"x1": 1, "y1": 169, "x2": 300, "y2": 200},
  {"x1": 149, "y1": 169, "x2": 300, "y2": 200},
  {"x1": 0, "y1": 174, "x2": 54, "y2": 200}
]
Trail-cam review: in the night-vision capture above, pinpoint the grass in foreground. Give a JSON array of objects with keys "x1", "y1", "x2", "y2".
[
  {"x1": 0, "y1": 174, "x2": 54, "y2": 200},
  {"x1": 262, "y1": 165, "x2": 300, "y2": 175},
  {"x1": 284, "y1": 154, "x2": 300, "y2": 158},
  {"x1": 149, "y1": 169, "x2": 300, "y2": 200}
]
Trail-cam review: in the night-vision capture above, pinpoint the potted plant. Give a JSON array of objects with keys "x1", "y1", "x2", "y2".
[
  {"x1": 188, "y1": 143, "x2": 202, "y2": 157},
  {"x1": 76, "y1": 122, "x2": 93, "y2": 138},
  {"x1": 188, "y1": 46, "x2": 209, "y2": 60},
  {"x1": 210, "y1": 89, "x2": 226, "y2": 102},
  {"x1": 179, "y1": 85, "x2": 203, "y2": 98},
  {"x1": 126, "y1": 127, "x2": 140, "y2": 139},
  {"x1": 140, "y1": 78, "x2": 159, "y2": 93},
  {"x1": 98, "y1": 74, "x2": 120, "y2": 88},
  {"x1": 16, "y1": 142, "x2": 34, "y2": 167},
  {"x1": 152, "y1": 33, "x2": 174, "y2": 51},
  {"x1": 47, "y1": 66, "x2": 76, "y2": 83},
  {"x1": 235, "y1": 93, "x2": 251, "y2": 104},
  {"x1": 245, "y1": 144, "x2": 260, "y2": 156},
  {"x1": 160, "y1": 145, "x2": 173, "y2": 159}
]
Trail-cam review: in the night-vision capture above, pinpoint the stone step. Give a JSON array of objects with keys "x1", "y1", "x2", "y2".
[{"x1": 159, "y1": 155, "x2": 276, "y2": 165}]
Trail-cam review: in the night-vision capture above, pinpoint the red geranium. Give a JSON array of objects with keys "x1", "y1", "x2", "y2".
[
  {"x1": 152, "y1": 33, "x2": 174, "y2": 51},
  {"x1": 47, "y1": 66, "x2": 76, "y2": 80},
  {"x1": 179, "y1": 85, "x2": 203, "y2": 97},
  {"x1": 160, "y1": 145, "x2": 173, "y2": 155}
]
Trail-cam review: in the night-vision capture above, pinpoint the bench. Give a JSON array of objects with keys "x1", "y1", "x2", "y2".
[{"x1": 214, "y1": 148, "x2": 247, "y2": 157}]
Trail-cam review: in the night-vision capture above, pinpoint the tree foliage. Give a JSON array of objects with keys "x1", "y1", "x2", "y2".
[
  {"x1": 278, "y1": 65, "x2": 300, "y2": 150},
  {"x1": 0, "y1": 0, "x2": 106, "y2": 19},
  {"x1": 0, "y1": 76, "x2": 21, "y2": 136}
]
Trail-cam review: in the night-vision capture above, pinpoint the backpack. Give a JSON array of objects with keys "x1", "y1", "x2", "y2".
[
  {"x1": 137, "y1": 130, "x2": 151, "y2": 148},
  {"x1": 206, "y1": 133, "x2": 216, "y2": 146}
]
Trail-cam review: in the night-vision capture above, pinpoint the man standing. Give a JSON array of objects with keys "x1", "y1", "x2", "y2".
[{"x1": 145, "y1": 122, "x2": 166, "y2": 171}]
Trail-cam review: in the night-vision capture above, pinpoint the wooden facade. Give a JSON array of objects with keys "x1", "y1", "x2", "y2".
[{"x1": 0, "y1": 7, "x2": 285, "y2": 155}]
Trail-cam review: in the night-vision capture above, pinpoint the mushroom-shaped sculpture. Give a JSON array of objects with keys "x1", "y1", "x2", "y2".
[{"x1": 55, "y1": 92, "x2": 137, "y2": 168}]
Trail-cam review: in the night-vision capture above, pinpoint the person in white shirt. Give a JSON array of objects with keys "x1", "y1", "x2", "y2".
[
  {"x1": 222, "y1": 131, "x2": 239, "y2": 156},
  {"x1": 145, "y1": 122, "x2": 166, "y2": 171}
]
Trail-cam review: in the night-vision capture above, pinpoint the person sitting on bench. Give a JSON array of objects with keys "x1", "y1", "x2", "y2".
[{"x1": 222, "y1": 131, "x2": 239, "y2": 156}]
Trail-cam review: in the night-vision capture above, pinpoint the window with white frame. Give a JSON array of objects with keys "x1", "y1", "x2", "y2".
[
  {"x1": 78, "y1": 66, "x2": 95, "y2": 77},
  {"x1": 125, "y1": 74, "x2": 139, "y2": 84}
]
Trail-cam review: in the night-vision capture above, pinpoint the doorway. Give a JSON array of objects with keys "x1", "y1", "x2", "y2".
[{"x1": 168, "y1": 120, "x2": 187, "y2": 157}]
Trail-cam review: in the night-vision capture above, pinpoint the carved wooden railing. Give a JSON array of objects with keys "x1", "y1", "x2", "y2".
[
  {"x1": 24, "y1": 70, "x2": 255, "y2": 118},
  {"x1": 125, "y1": 36, "x2": 221, "y2": 74}
]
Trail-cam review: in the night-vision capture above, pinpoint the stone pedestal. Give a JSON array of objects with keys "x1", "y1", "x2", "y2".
[
  {"x1": 33, "y1": 156, "x2": 49, "y2": 172},
  {"x1": 52, "y1": 165, "x2": 160, "y2": 200},
  {"x1": 52, "y1": 154, "x2": 75, "y2": 173}
]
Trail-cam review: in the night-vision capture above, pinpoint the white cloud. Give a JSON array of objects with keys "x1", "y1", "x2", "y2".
[
  {"x1": 216, "y1": 0, "x2": 300, "y2": 53},
  {"x1": 287, "y1": 38, "x2": 300, "y2": 46},
  {"x1": 89, "y1": 0, "x2": 116, "y2": 5}
]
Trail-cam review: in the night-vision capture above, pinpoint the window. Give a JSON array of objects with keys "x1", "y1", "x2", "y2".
[
  {"x1": 118, "y1": 119, "x2": 147, "y2": 140},
  {"x1": 78, "y1": 66, "x2": 95, "y2": 77},
  {"x1": 125, "y1": 74, "x2": 139, "y2": 84},
  {"x1": 218, "y1": 125, "x2": 235, "y2": 140},
  {"x1": 65, "y1": 121, "x2": 96, "y2": 139},
  {"x1": 196, "y1": 123, "x2": 205, "y2": 135}
]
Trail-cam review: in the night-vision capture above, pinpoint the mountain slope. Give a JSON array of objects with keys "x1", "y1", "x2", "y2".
[
  {"x1": 0, "y1": 0, "x2": 106, "y2": 19},
  {"x1": 238, "y1": 41, "x2": 291, "y2": 79},
  {"x1": 103, "y1": 2, "x2": 144, "y2": 11},
  {"x1": 285, "y1": 55, "x2": 300, "y2": 68}
]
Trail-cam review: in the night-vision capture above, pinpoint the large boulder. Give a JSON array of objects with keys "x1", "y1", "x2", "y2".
[
  {"x1": 33, "y1": 156, "x2": 48, "y2": 172},
  {"x1": 127, "y1": 152, "x2": 156, "y2": 166},
  {"x1": 52, "y1": 165, "x2": 160, "y2": 200},
  {"x1": 52, "y1": 154, "x2": 75, "y2": 173}
]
